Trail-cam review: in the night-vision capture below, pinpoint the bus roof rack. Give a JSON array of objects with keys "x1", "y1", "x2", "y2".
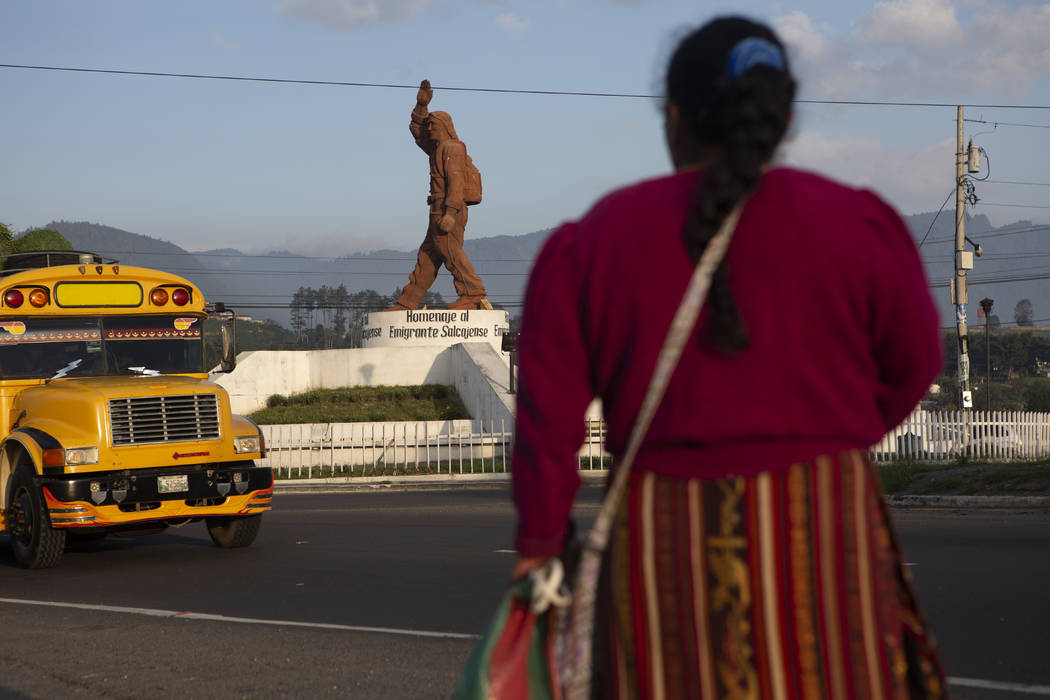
[{"x1": 0, "y1": 250, "x2": 119, "y2": 276}]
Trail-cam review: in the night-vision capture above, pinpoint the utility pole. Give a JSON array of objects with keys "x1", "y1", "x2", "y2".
[
  {"x1": 955, "y1": 106, "x2": 973, "y2": 413},
  {"x1": 954, "y1": 106, "x2": 975, "y2": 455}
]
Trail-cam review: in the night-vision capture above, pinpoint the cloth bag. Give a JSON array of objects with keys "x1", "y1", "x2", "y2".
[
  {"x1": 453, "y1": 203, "x2": 745, "y2": 700},
  {"x1": 452, "y1": 560, "x2": 570, "y2": 700}
]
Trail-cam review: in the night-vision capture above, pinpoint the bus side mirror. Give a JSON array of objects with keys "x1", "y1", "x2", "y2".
[{"x1": 220, "y1": 317, "x2": 236, "y2": 372}]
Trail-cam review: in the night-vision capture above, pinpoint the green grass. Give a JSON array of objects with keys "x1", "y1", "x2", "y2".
[
  {"x1": 877, "y1": 461, "x2": 952, "y2": 494},
  {"x1": 878, "y1": 462, "x2": 916, "y2": 493},
  {"x1": 973, "y1": 463, "x2": 1050, "y2": 493},
  {"x1": 878, "y1": 459, "x2": 1050, "y2": 495},
  {"x1": 249, "y1": 385, "x2": 470, "y2": 424}
]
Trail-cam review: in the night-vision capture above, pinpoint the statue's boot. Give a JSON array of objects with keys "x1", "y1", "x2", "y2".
[
  {"x1": 382, "y1": 302, "x2": 415, "y2": 312},
  {"x1": 446, "y1": 295, "x2": 486, "y2": 310}
]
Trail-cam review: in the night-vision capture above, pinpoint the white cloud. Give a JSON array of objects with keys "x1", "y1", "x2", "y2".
[
  {"x1": 780, "y1": 132, "x2": 954, "y2": 215},
  {"x1": 776, "y1": 1, "x2": 1050, "y2": 99},
  {"x1": 773, "y1": 11, "x2": 826, "y2": 61},
  {"x1": 496, "y1": 13, "x2": 530, "y2": 32},
  {"x1": 276, "y1": 0, "x2": 432, "y2": 31},
  {"x1": 968, "y1": 4, "x2": 1050, "y2": 88},
  {"x1": 857, "y1": 0, "x2": 960, "y2": 46}
]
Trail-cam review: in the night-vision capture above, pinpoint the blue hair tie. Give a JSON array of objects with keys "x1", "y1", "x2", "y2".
[{"x1": 726, "y1": 37, "x2": 785, "y2": 81}]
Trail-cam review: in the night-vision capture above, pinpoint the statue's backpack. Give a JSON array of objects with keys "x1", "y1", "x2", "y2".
[
  {"x1": 463, "y1": 152, "x2": 482, "y2": 206},
  {"x1": 441, "y1": 140, "x2": 482, "y2": 206}
]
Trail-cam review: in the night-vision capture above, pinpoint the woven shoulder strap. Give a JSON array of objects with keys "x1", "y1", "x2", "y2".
[{"x1": 561, "y1": 200, "x2": 745, "y2": 699}]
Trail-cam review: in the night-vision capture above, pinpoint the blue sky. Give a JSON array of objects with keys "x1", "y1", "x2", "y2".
[{"x1": 2, "y1": 0, "x2": 1049, "y2": 256}]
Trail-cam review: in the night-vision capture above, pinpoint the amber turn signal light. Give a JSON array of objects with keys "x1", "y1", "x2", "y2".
[
  {"x1": 28, "y1": 288, "x2": 49, "y2": 307},
  {"x1": 150, "y1": 287, "x2": 169, "y2": 305},
  {"x1": 42, "y1": 449, "x2": 64, "y2": 468}
]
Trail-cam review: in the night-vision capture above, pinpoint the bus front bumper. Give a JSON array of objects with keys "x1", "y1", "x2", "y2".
[{"x1": 39, "y1": 464, "x2": 273, "y2": 527}]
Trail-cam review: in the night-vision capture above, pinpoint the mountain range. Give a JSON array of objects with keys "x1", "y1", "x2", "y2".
[
  {"x1": 35, "y1": 214, "x2": 1050, "y2": 330},
  {"x1": 43, "y1": 220, "x2": 549, "y2": 325}
]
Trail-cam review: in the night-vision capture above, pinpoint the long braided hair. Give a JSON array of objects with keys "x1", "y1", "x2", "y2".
[{"x1": 665, "y1": 17, "x2": 796, "y2": 353}]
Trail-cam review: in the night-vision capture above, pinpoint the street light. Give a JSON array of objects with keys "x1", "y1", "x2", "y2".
[{"x1": 980, "y1": 298, "x2": 994, "y2": 413}]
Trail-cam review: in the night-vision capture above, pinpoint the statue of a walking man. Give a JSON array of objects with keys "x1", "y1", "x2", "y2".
[{"x1": 386, "y1": 79, "x2": 488, "y2": 311}]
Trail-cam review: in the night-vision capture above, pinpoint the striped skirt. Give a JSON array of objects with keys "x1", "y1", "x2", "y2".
[{"x1": 595, "y1": 450, "x2": 946, "y2": 699}]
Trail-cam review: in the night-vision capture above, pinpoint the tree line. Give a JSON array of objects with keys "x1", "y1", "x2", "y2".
[
  {"x1": 0, "y1": 223, "x2": 74, "y2": 259},
  {"x1": 289, "y1": 286, "x2": 446, "y2": 348},
  {"x1": 935, "y1": 325, "x2": 1050, "y2": 411}
]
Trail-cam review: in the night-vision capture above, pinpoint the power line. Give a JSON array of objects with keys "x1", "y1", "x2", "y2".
[
  {"x1": 971, "y1": 272, "x2": 1050, "y2": 285},
  {"x1": 970, "y1": 224, "x2": 1050, "y2": 240},
  {"x1": 966, "y1": 255, "x2": 1050, "y2": 264},
  {"x1": 930, "y1": 271, "x2": 1050, "y2": 288},
  {"x1": 793, "y1": 99, "x2": 1050, "y2": 109},
  {"x1": 978, "y1": 203, "x2": 1050, "y2": 210},
  {"x1": 938, "y1": 318, "x2": 1050, "y2": 330},
  {"x1": 984, "y1": 180, "x2": 1050, "y2": 187},
  {"x1": 918, "y1": 188, "x2": 955, "y2": 248},
  {"x1": 75, "y1": 248, "x2": 537, "y2": 263},
  {"x1": 964, "y1": 118, "x2": 1050, "y2": 130},
  {"x1": 217, "y1": 291, "x2": 523, "y2": 297},
  {"x1": 0, "y1": 64, "x2": 652, "y2": 98},
  {"x1": 222, "y1": 302, "x2": 524, "y2": 310},
  {"x1": 916, "y1": 219, "x2": 1050, "y2": 248},
  {"x1": 157, "y1": 267, "x2": 530, "y2": 277},
  {"x1": 3, "y1": 63, "x2": 1050, "y2": 108}
]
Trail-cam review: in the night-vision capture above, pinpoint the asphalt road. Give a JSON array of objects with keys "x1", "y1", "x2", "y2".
[{"x1": 0, "y1": 485, "x2": 1047, "y2": 699}]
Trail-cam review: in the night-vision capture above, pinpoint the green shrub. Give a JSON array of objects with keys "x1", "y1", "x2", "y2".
[
  {"x1": 250, "y1": 385, "x2": 470, "y2": 424},
  {"x1": 1024, "y1": 379, "x2": 1050, "y2": 411}
]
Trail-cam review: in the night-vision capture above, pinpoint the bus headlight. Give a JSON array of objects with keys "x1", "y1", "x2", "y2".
[
  {"x1": 65, "y1": 447, "x2": 99, "y2": 466},
  {"x1": 233, "y1": 436, "x2": 261, "y2": 454}
]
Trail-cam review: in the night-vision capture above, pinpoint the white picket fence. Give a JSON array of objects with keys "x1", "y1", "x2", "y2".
[
  {"x1": 260, "y1": 410, "x2": 1050, "y2": 479},
  {"x1": 259, "y1": 419, "x2": 609, "y2": 479},
  {"x1": 872, "y1": 410, "x2": 1050, "y2": 462}
]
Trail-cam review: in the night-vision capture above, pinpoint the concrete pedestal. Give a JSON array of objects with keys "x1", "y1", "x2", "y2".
[{"x1": 361, "y1": 309, "x2": 510, "y2": 354}]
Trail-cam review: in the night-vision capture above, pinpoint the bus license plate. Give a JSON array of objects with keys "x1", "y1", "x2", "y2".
[{"x1": 157, "y1": 474, "x2": 188, "y2": 493}]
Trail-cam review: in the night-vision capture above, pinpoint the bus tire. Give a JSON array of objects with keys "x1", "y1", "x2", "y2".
[
  {"x1": 206, "y1": 515, "x2": 261, "y2": 548},
  {"x1": 6, "y1": 462, "x2": 66, "y2": 569}
]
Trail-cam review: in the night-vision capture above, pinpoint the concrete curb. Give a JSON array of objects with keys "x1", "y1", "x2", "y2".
[
  {"x1": 274, "y1": 473, "x2": 1049, "y2": 506},
  {"x1": 274, "y1": 470, "x2": 610, "y2": 491},
  {"x1": 885, "y1": 494, "x2": 1050, "y2": 508}
]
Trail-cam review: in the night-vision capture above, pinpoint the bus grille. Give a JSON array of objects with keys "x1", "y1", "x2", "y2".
[{"x1": 109, "y1": 394, "x2": 220, "y2": 446}]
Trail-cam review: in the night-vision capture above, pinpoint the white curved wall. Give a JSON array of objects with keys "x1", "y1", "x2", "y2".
[{"x1": 212, "y1": 343, "x2": 515, "y2": 428}]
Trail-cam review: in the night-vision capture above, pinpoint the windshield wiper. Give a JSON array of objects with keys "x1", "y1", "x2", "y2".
[
  {"x1": 50, "y1": 358, "x2": 82, "y2": 380},
  {"x1": 127, "y1": 366, "x2": 161, "y2": 376}
]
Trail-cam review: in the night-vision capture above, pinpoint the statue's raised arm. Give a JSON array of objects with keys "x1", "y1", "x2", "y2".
[{"x1": 409, "y1": 79, "x2": 435, "y2": 155}]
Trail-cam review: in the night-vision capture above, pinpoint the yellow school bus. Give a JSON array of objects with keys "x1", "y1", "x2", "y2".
[{"x1": 0, "y1": 250, "x2": 271, "y2": 568}]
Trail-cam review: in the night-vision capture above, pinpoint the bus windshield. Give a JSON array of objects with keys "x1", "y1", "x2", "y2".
[{"x1": 0, "y1": 315, "x2": 205, "y2": 379}]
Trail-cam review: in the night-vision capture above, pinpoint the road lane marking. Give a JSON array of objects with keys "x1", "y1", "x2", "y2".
[
  {"x1": 5, "y1": 598, "x2": 1047, "y2": 694},
  {"x1": 494, "y1": 549, "x2": 517, "y2": 553},
  {"x1": 0, "y1": 597, "x2": 478, "y2": 640},
  {"x1": 950, "y1": 677, "x2": 1050, "y2": 695}
]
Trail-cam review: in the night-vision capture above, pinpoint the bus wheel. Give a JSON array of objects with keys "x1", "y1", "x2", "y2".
[
  {"x1": 6, "y1": 463, "x2": 66, "y2": 568},
  {"x1": 206, "y1": 515, "x2": 261, "y2": 548}
]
